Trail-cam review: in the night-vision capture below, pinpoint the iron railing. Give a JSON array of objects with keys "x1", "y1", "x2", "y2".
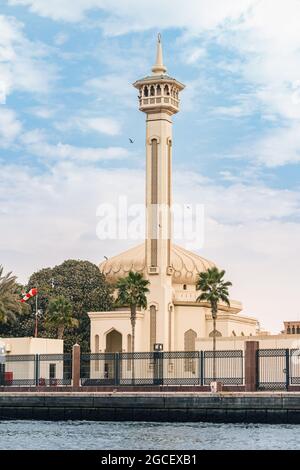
[
  {"x1": 80, "y1": 350, "x2": 244, "y2": 386},
  {"x1": 0, "y1": 354, "x2": 72, "y2": 387},
  {"x1": 257, "y1": 348, "x2": 300, "y2": 390}
]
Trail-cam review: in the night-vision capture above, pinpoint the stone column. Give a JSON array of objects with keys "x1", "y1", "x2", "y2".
[
  {"x1": 72, "y1": 343, "x2": 81, "y2": 389},
  {"x1": 245, "y1": 341, "x2": 259, "y2": 392}
]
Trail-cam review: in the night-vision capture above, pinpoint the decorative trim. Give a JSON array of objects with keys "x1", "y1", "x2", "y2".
[
  {"x1": 147, "y1": 135, "x2": 161, "y2": 144},
  {"x1": 151, "y1": 138, "x2": 158, "y2": 267}
]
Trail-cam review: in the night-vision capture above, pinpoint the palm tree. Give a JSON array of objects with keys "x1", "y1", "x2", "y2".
[
  {"x1": 196, "y1": 267, "x2": 232, "y2": 382},
  {"x1": 116, "y1": 271, "x2": 150, "y2": 382},
  {"x1": 45, "y1": 296, "x2": 78, "y2": 339},
  {"x1": 0, "y1": 266, "x2": 22, "y2": 324}
]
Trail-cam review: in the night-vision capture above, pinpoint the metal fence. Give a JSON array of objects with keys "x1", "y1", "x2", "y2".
[
  {"x1": 257, "y1": 348, "x2": 300, "y2": 390},
  {"x1": 80, "y1": 350, "x2": 244, "y2": 386},
  {"x1": 0, "y1": 354, "x2": 72, "y2": 387},
  {"x1": 2, "y1": 348, "x2": 300, "y2": 389}
]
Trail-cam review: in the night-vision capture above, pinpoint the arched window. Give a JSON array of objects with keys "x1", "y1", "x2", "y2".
[
  {"x1": 232, "y1": 330, "x2": 236, "y2": 336},
  {"x1": 183, "y1": 284, "x2": 187, "y2": 290},
  {"x1": 287, "y1": 327, "x2": 291, "y2": 334},
  {"x1": 164, "y1": 85, "x2": 170, "y2": 95},
  {"x1": 127, "y1": 334, "x2": 132, "y2": 371},
  {"x1": 184, "y1": 329, "x2": 197, "y2": 372},
  {"x1": 150, "y1": 305, "x2": 157, "y2": 350},
  {"x1": 144, "y1": 86, "x2": 148, "y2": 97},
  {"x1": 241, "y1": 332, "x2": 245, "y2": 336},
  {"x1": 150, "y1": 85, "x2": 155, "y2": 96},
  {"x1": 297, "y1": 327, "x2": 300, "y2": 334},
  {"x1": 157, "y1": 84, "x2": 161, "y2": 95},
  {"x1": 184, "y1": 329, "x2": 197, "y2": 352},
  {"x1": 292, "y1": 326, "x2": 296, "y2": 334},
  {"x1": 95, "y1": 334, "x2": 99, "y2": 352},
  {"x1": 95, "y1": 334, "x2": 100, "y2": 371}
]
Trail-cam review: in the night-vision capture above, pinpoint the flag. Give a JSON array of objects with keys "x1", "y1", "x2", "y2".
[{"x1": 20, "y1": 288, "x2": 38, "y2": 303}]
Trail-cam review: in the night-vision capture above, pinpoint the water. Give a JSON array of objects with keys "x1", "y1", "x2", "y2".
[{"x1": 0, "y1": 421, "x2": 299, "y2": 449}]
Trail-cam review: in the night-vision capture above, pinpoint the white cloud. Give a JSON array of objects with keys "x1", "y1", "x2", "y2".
[
  {"x1": 28, "y1": 106, "x2": 58, "y2": 119},
  {"x1": 185, "y1": 47, "x2": 206, "y2": 65},
  {"x1": 56, "y1": 116, "x2": 122, "y2": 136},
  {"x1": 20, "y1": 129, "x2": 129, "y2": 162},
  {"x1": 0, "y1": 15, "x2": 57, "y2": 99},
  {"x1": 7, "y1": 0, "x2": 255, "y2": 30},
  {"x1": 0, "y1": 158, "x2": 299, "y2": 333},
  {"x1": 238, "y1": 124, "x2": 300, "y2": 167},
  {"x1": 0, "y1": 107, "x2": 22, "y2": 147},
  {"x1": 85, "y1": 75, "x2": 136, "y2": 108},
  {"x1": 53, "y1": 32, "x2": 69, "y2": 46}
]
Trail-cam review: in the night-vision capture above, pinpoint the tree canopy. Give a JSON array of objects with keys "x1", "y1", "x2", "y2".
[
  {"x1": 0, "y1": 266, "x2": 26, "y2": 325},
  {"x1": 0, "y1": 260, "x2": 113, "y2": 352}
]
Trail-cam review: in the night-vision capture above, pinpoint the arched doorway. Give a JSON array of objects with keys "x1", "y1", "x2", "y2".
[
  {"x1": 105, "y1": 329, "x2": 122, "y2": 352},
  {"x1": 104, "y1": 329, "x2": 122, "y2": 380},
  {"x1": 184, "y1": 329, "x2": 197, "y2": 373}
]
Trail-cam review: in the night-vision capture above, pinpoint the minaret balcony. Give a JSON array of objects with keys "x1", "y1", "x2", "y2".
[{"x1": 139, "y1": 96, "x2": 180, "y2": 114}]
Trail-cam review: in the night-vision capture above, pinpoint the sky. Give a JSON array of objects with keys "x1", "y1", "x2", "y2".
[{"x1": 1, "y1": 0, "x2": 300, "y2": 333}]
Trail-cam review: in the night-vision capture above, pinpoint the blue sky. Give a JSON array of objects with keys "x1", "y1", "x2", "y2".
[{"x1": 1, "y1": 0, "x2": 300, "y2": 332}]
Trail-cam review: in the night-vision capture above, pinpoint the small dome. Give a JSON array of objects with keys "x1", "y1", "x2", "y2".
[{"x1": 100, "y1": 243, "x2": 215, "y2": 285}]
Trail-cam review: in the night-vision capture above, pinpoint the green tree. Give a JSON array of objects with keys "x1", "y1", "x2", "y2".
[
  {"x1": 196, "y1": 267, "x2": 232, "y2": 382},
  {"x1": 0, "y1": 266, "x2": 24, "y2": 324},
  {"x1": 116, "y1": 271, "x2": 150, "y2": 382},
  {"x1": 27, "y1": 260, "x2": 113, "y2": 351},
  {"x1": 45, "y1": 296, "x2": 79, "y2": 339}
]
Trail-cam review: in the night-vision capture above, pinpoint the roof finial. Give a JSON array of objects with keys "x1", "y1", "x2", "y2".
[{"x1": 152, "y1": 33, "x2": 167, "y2": 75}]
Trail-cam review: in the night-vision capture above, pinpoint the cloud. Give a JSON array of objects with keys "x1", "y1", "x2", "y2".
[
  {"x1": 56, "y1": 116, "x2": 122, "y2": 136},
  {"x1": 7, "y1": 0, "x2": 255, "y2": 30},
  {"x1": 20, "y1": 129, "x2": 129, "y2": 162},
  {"x1": 53, "y1": 32, "x2": 69, "y2": 46},
  {"x1": 0, "y1": 14, "x2": 57, "y2": 99},
  {"x1": 0, "y1": 156, "x2": 299, "y2": 333},
  {"x1": 237, "y1": 123, "x2": 300, "y2": 167},
  {"x1": 184, "y1": 47, "x2": 207, "y2": 65},
  {"x1": 85, "y1": 74, "x2": 136, "y2": 109},
  {"x1": 0, "y1": 107, "x2": 22, "y2": 147}
]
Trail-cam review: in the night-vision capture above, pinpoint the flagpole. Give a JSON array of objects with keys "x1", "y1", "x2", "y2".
[{"x1": 34, "y1": 293, "x2": 38, "y2": 338}]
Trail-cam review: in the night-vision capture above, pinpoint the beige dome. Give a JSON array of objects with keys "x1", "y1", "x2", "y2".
[{"x1": 100, "y1": 243, "x2": 215, "y2": 285}]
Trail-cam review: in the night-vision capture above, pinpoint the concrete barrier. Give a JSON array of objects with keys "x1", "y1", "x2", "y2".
[{"x1": 0, "y1": 392, "x2": 300, "y2": 423}]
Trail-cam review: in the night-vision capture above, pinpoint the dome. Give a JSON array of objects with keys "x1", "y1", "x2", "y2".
[{"x1": 99, "y1": 243, "x2": 215, "y2": 285}]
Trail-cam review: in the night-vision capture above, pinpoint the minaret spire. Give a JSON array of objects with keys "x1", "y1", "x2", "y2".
[{"x1": 152, "y1": 33, "x2": 167, "y2": 75}]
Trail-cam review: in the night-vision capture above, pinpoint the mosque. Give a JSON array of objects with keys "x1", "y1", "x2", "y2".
[{"x1": 88, "y1": 36, "x2": 258, "y2": 354}]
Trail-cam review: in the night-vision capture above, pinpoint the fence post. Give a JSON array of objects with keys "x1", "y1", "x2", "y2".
[
  {"x1": 200, "y1": 351, "x2": 204, "y2": 386},
  {"x1": 245, "y1": 341, "x2": 259, "y2": 392},
  {"x1": 72, "y1": 344, "x2": 81, "y2": 388},
  {"x1": 115, "y1": 353, "x2": 120, "y2": 386},
  {"x1": 285, "y1": 349, "x2": 290, "y2": 390},
  {"x1": 35, "y1": 354, "x2": 40, "y2": 386}
]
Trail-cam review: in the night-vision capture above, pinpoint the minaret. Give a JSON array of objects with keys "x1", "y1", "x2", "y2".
[{"x1": 133, "y1": 35, "x2": 185, "y2": 348}]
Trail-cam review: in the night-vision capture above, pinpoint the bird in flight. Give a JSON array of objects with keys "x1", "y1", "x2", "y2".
[
  {"x1": 129, "y1": 138, "x2": 134, "y2": 144},
  {"x1": 104, "y1": 256, "x2": 108, "y2": 260}
]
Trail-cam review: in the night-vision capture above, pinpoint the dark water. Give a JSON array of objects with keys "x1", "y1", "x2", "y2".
[{"x1": 0, "y1": 421, "x2": 299, "y2": 449}]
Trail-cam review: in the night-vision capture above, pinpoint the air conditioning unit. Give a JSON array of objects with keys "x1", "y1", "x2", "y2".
[{"x1": 148, "y1": 266, "x2": 159, "y2": 275}]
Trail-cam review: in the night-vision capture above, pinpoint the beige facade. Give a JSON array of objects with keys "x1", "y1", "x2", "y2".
[
  {"x1": 89, "y1": 36, "x2": 258, "y2": 354},
  {"x1": 0, "y1": 337, "x2": 64, "y2": 384},
  {"x1": 196, "y1": 334, "x2": 300, "y2": 351},
  {"x1": 0, "y1": 337, "x2": 63, "y2": 355}
]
